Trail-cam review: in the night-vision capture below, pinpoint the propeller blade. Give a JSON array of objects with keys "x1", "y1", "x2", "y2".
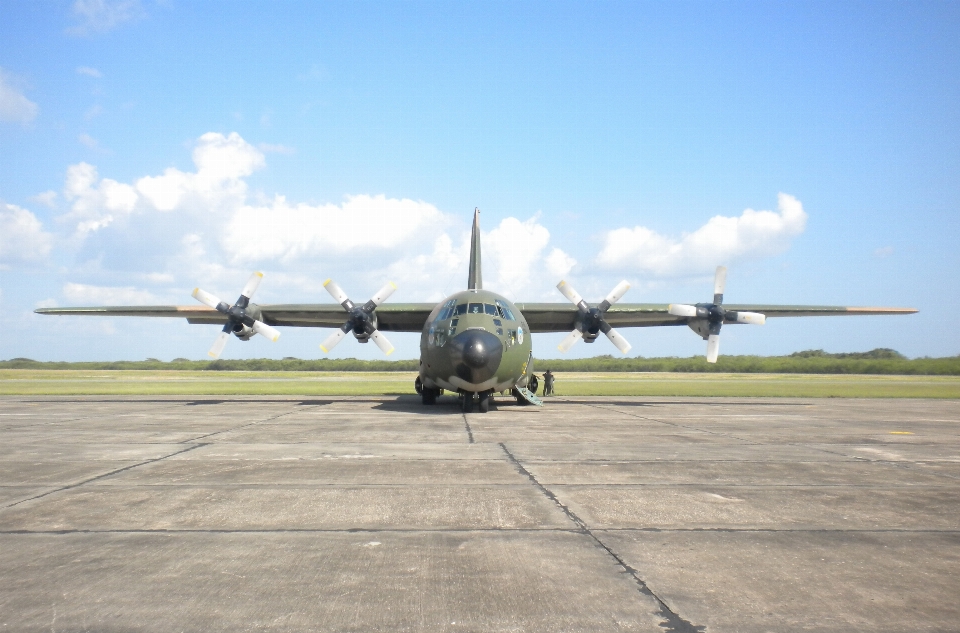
[
  {"x1": 208, "y1": 330, "x2": 230, "y2": 359},
  {"x1": 557, "y1": 329, "x2": 584, "y2": 353},
  {"x1": 713, "y1": 266, "x2": 728, "y2": 301},
  {"x1": 370, "y1": 329, "x2": 394, "y2": 355},
  {"x1": 604, "y1": 327, "x2": 632, "y2": 354},
  {"x1": 252, "y1": 320, "x2": 281, "y2": 342},
  {"x1": 603, "y1": 280, "x2": 631, "y2": 306},
  {"x1": 319, "y1": 329, "x2": 348, "y2": 353},
  {"x1": 369, "y1": 282, "x2": 397, "y2": 307},
  {"x1": 706, "y1": 334, "x2": 720, "y2": 363},
  {"x1": 323, "y1": 278, "x2": 350, "y2": 307},
  {"x1": 668, "y1": 304, "x2": 699, "y2": 318},
  {"x1": 192, "y1": 288, "x2": 225, "y2": 311},
  {"x1": 556, "y1": 280, "x2": 585, "y2": 307},
  {"x1": 733, "y1": 311, "x2": 766, "y2": 325},
  {"x1": 241, "y1": 271, "x2": 264, "y2": 299}
]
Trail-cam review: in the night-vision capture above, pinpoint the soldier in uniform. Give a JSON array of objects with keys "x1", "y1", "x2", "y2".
[{"x1": 543, "y1": 369, "x2": 555, "y2": 396}]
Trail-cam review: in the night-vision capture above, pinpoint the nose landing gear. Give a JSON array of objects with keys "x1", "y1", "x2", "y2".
[{"x1": 459, "y1": 390, "x2": 494, "y2": 413}]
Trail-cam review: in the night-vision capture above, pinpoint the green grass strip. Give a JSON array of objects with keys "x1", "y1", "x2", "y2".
[{"x1": 1, "y1": 370, "x2": 958, "y2": 398}]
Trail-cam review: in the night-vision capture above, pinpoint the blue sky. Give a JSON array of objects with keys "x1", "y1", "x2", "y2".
[{"x1": 1, "y1": 0, "x2": 957, "y2": 361}]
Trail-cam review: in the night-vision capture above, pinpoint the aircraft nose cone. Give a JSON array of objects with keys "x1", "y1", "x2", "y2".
[{"x1": 449, "y1": 329, "x2": 503, "y2": 385}]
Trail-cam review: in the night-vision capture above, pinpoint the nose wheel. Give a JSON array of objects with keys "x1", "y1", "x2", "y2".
[{"x1": 460, "y1": 390, "x2": 493, "y2": 413}]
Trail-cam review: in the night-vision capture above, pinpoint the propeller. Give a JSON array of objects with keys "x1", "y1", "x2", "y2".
[
  {"x1": 319, "y1": 279, "x2": 397, "y2": 356},
  {"x1": 192, "y1": 271, "x2": 281, "y2": 359},
  {"x1": 556, "y1": 279, "x2": 632, "y2": 354},
  {"x1": 667, "y1": 266, "x2": 766, "y2": 363}
]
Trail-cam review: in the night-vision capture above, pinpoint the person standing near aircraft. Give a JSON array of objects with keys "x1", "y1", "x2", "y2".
[{"x1": 543, "y1": 369, "x2": 555, "y2": 396}]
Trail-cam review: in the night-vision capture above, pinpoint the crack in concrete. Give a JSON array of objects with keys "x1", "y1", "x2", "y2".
[
  {"x1": 499, "y1": 442, "x2": 704, "y2": 633},
  {"x1": 179, "y1": 405, "x2": 318, "y2": 443},
  {"x1": 461, "y1": 414, "x2": 475, "y2": 444},
  {"x1": 0, "y1": 443, "x2": 208, "y2": 510}
]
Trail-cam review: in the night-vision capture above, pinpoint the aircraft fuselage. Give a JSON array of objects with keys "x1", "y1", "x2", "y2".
[{"x1": 418, "y1": 288, "x2": 532, "y2": 397}]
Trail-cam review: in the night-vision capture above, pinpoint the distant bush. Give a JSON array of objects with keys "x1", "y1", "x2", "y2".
[{"x1": 2, "y1": 349, "x2": 958, "y2": 375}]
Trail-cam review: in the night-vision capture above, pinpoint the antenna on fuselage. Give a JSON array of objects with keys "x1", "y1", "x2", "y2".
[{"x1": 467, "y1": 207, "x2": 482, "y2": 290}]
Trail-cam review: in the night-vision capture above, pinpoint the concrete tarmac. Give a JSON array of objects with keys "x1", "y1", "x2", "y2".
[{"x1": 0, "y1": 395, "x2": 957, "y2": 632}]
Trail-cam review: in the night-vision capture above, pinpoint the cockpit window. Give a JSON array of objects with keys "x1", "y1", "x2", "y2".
[
  {"x1": 483, "y1": 303, "x2": 497, "y2": 316},
  {"x1": 495, "y1": 300, "x2": 516, "y2": 321},
  {"x1": 455, "y1": 303, "x2": 468, "y2": 316},
  {"x1": 468, "y1": 303, "x2": 483, "y2": 314}
]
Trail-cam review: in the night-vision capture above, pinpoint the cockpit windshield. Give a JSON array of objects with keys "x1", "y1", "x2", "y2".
[{"x1": 495, "y1": 300, "x2": 516, "y2": 321}]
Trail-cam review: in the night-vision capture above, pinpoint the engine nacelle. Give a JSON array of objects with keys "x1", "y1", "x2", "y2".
[
  {"x1": 231, "y1": 322, "x2": 256, "y2": 341},
  {"x1": 229, "y1": 304, "x2": 262, "y2": 341}
]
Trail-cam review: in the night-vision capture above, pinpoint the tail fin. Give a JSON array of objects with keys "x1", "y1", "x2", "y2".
[{"x1": 467, "y1": 208, "x2": 482, "y2": 290}]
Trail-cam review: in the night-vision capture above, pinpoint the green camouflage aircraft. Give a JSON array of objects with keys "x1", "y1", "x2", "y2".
[{"x1": 37, "y1": 209, "x2": 917, "y2": 413}]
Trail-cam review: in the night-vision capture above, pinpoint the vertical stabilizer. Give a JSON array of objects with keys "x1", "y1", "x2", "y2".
[{"x1": 467, "y1": 208, "x2": 482, "y2": 290}]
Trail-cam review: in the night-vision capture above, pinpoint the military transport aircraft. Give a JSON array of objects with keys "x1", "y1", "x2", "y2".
[{"x1": 37, "y1": 209, "x2": 917, "y2": 413}]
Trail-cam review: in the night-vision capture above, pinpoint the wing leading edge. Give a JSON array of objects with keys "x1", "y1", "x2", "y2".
[
  {"x1": 35, "y1": 303, "x2": 438, "y2": 332},
  {"x1": 514, "y1": 303, "x2": 918, "y2": 333}
]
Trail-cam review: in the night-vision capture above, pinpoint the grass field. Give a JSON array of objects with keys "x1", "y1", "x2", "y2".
[{"x1": 1, "y1": 370, "x2": 959, "y2": 398}]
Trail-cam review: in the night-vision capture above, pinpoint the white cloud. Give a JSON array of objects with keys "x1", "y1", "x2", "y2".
[
  {"x1": 78, "y1": 132, "x2": 102, "y2": 149},
  {"x1": 31, "y1": 191, "x2": 58, "y2": 208},
  {"x1": 84, "y1": 105, "x2": 103, "y2": 120},
  {"x1": 377, "y1": 215, "x2": 575, "y2": 302},
  {"x1": 222, "y1": 194, "x2": 448, "y2": 263},
  {"x1": 76, "y1": 66, "x2": 102, "y2": 78},
  {"x1": 0, "y1": 68, "x2": 38, "y2": 124},
  {"x1": 62, "y1": 162, "x2": 139, "y2": 236},
  {"x1": 874, "y1": 246, "x2": 894, "y2": 258},
  {"x1": 545, "y1": 248, "x2": 577, "y2": 280},
  {"x1": 0, "y1": 204, "x2": 53, "y2": 263},
  {"x1": 63, "y1": 282, "x2": 157, "y2": 305},
  {"x1": 136, "y1": 132, "x2": 263, "y2": 211},
  {"x1": 67, "y1": 0, "x2": 144, "y2": 35},
  {"x1": 596, "y1": 193, "x2": 808, "y2": 276},
  {"x1": 481, "y1": 215, "x2": 575, "y2": 298}
]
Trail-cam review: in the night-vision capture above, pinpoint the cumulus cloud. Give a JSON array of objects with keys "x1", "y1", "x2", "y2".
[
  {"x1": 596, "y1": 193, "x2": 808, "y2": 276},
  {"x1": 0, "y1": 204, "x2": 53, "y2": 263},
  {"x1": 479, "y1": 215, "x2": 576, "y2": 298},
  {"x1": 67, "y1": 0, "x2": 144, "y2": 35},
  {"x1": 63, "y1": 282, "x2": 157, "y2": 305},
  {"x1": 374, "y1": 214, "x2": 577, "y2": 302},
  {"x1": 43, "y1": 131, "x2": 574, "y2": 308},
  {"x1": 62, "y1": 162, "x2": 139, "y2": 236},
  {"x1": 135, "y1": 132, "x2": 263, "y2": 212},
  {"x1": 76, "y1": 66, "x2": 102, "y2": 78},
  {"x1": 0, "y1": 68, "x2": 38, "y2": 124},
  {"x1": 222, "y1": 194, "x2": 448, "y2": 263}
]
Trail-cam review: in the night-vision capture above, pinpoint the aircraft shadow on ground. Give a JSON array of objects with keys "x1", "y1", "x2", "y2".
[{"x1": 371, "y1": 394, "x2": 532, "y2": 414}]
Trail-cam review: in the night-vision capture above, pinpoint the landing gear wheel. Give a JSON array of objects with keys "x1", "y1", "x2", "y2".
[
  {"x1": 478, "y1": 391, "x2": 490, "y2": 413},
  {"x1": 414, "y1": 376, "x2": 423, "y2": 395},
  {"x1": 460, "y1": 392, "x2": 474, "y2": 413},
  {"x1": 422, "y1": 389, "x2": 436, "y2": 405}
]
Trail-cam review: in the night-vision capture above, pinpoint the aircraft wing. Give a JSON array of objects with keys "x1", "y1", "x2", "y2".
[
  {"x1": 514, "y1": 303, "x2": 918, "y2": 333},
  {"x1": 35, "y1": 303, "x2": 438, "y2": 332}
]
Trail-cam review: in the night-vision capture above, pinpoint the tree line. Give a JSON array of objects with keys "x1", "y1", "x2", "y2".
[{"x1": 2, "y1": 349, "x2": 958, "y2": 375}]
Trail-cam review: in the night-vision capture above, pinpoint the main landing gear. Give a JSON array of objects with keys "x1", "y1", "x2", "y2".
[{"x1": 415, "y1": 377, "x2": 442, "y2": 405}]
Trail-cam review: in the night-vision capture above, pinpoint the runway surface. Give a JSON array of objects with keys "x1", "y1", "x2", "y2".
[{"x1": 1, "y1": 395, "x2": 958, "y2": 632}]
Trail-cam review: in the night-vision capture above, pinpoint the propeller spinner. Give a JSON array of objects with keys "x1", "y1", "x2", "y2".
[
  {"x1": 556, "y1": 279, "x2": 633, "y2": 354},
  {"x1": 191, "y1": 271, "x2": 281, "y2": 359},
  {"x1": 319, "y1": 279, "x2": 397, "y2": 356},
  {"x1": 667, "y1": 266, "x2": 766, "y2": 363}
]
